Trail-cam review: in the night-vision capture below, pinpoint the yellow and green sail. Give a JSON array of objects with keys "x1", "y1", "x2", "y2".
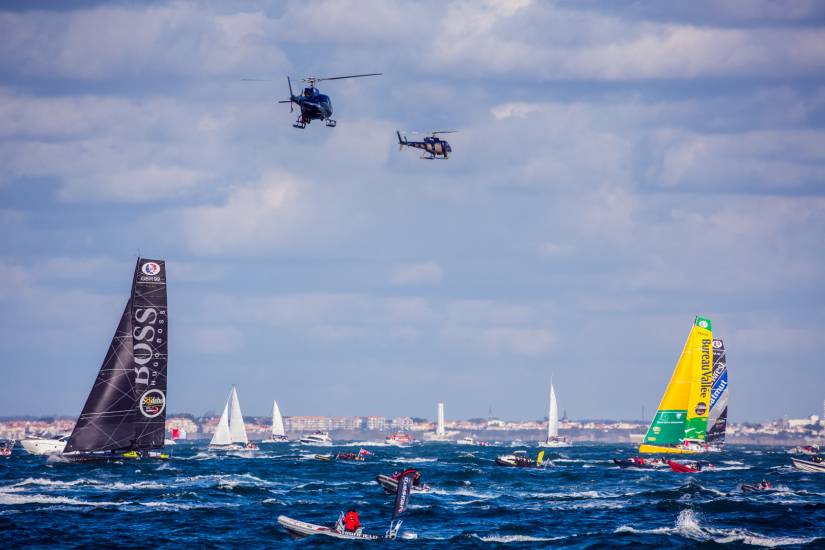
[{"x1": 640, "y1": 316, "x2": 713, "y2": 453}]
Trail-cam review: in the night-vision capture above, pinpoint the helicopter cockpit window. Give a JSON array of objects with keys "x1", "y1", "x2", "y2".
[{"x1": 303, "y1": 87, "x2": 313, "y2": 96}]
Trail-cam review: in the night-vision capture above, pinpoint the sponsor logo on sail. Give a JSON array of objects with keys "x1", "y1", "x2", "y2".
[
  {"x1": 139, "y1": 389, "x2": 166, "y2": 418},
  {"x1": 141, "y1": 262, "x2": 161, "y2": 276},
  {"x1": 694, "y1": 401, "x2": 707, "y2": 416},
  {"x1": 698, "y1": 319, "x2": 708, "y2": 328}
]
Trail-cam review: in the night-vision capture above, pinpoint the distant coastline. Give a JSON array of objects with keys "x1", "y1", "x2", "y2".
[{"x1": 2, "y1": 414, "x2": 821, "y2": 447}]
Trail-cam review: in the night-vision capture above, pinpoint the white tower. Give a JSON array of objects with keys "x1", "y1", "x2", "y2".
[{"x1": 437, "y1": 402, "x2": 445, "y2": 436}]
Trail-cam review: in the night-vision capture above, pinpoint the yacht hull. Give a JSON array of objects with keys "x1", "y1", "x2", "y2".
[
  {"x1": 791, "y1": 457, "x2": 825, "y2": 473},
  {"x1": 639, "y1": 444, "x2": 696, "y2": 454},
  {"x1": 20, "y1": 438, "x2": 67, "y2": 456}
]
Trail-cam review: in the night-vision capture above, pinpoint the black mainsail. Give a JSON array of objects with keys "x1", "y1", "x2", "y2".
[
  {"x1": 63, "y1": 301, "x2": 137, "y2": 453},
  {"x1": 63, "y1": 258, "x2": 168, "y2": 455}
]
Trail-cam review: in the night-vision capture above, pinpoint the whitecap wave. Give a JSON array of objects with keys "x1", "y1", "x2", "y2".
[
  {"x1": 472, "y1": 534, "x2": 566, "y2": 543},
  {"x1": 522, "y1": 489, "x2": 618, "y2": 499},
  {"x1": 5, "y1": 477, "x2": 101, "y2": 490},
  {"x1": 432, "y1": 487, "x2": 498, "y2": 500},
  {"x1": 0, "y1": 493, "x2": 121, "y2": 507},
  {"x1": 615, "y1": 509, "x2": 818, "y2": 547}
]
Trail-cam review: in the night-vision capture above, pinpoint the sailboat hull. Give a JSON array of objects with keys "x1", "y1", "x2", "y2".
[
  {"x1": 538, "y1": 438, "x2": 570, "y2": 448},
  {"x1": 261, "y1": 436, "x2": 289, "y2": 443},
  {"x1": 639, "y1": 444, "x2": 696, "y2": 454},
  {"x1": 59, "y1": 450, "x2": 169, "y2": 462}
]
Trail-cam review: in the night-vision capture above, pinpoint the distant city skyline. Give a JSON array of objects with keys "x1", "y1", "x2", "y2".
[{"x1": 1, "y1": 2, "x2": 824, "y2": 421}]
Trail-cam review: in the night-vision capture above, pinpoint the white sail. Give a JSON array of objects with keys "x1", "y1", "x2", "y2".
[
  {"x1": 548, "y1": 383, "x2": 559, "y2": 439},
  {"x1": 228, "y1": 386, "x2": 249, "y2": 444},
  {"x1": 272, "y1": 400, "x2": 286, "y2": 437},
  {"x1": 437, "y1": 402, "x2": 445, "y2": 436},
  {"x1": 210, "y1": 402, "x2": 232, "y2": 446}
]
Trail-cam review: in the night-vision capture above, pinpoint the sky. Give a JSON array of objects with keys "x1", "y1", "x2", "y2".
[{"x1": 1, "y1": 0, "x2": 824, "y2": 422}]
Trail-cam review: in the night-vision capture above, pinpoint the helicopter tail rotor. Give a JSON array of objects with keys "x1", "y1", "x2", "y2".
[
  {"x1": 397, "y1": 131, "x2": 406, "y2": 150},
  {"x1": 287, "y1": 76, "x2": 294, "y2": 112}
]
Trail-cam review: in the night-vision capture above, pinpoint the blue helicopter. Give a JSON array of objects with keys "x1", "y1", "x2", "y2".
[
  {"x1": 397, "y1": 130, "x2": 455, "y2": 159},
  {"x1": 273, "y1": 73, "x2": 381, "y2": 129}
]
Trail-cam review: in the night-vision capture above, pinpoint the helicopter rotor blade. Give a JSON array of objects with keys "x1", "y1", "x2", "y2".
[
  {"x1": 241, "y1": 78, "x2": 272, "y2": 82},
  {"x1": 310, "y1": 73, "x2": 382, "y2": 83},
  {"x1": 432, "y1": 130, "x2": 457, "y2": 135}
]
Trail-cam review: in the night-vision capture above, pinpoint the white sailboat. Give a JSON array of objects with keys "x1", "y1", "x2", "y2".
[
  {"x1": 209, "y1": 386, "x2": 258, "y2": 451},
  {"x1": 262, "y1": 400, "x2": 289, "y2": 443},
  {"x1": 538, "y1": 382, "x2": 570, "y2": 448}
]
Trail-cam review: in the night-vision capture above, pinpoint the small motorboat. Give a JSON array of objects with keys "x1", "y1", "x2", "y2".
[
  {"x1": 261, "y1": 434, "x2": 289, "y2": 444},
  {"x1": 314, "y1": 454, "x2": 333, "y2": 461},
  {"x1": 667, "y1": 459, "x2": 711, "y2": 473},
  {"x1": 335, "y1": 452, "x2": 365, "y2": 462},
  {"x1": 20, "y1": 435, "x2": 69, "y2": 456},
  {"x1": 495, "y1": 450, "x2": 548, "y2": 468},
  {"x1": 376, "y1": 473, "x2": 431, "y2": 494},
  {"x1": 280, "y1": 472, "x2": 417, "y2": 540},
  {"x1": 742, "y1": 480, "x2": 774, "y2": 492},
  {"x1": 613, "y1": 457, "x2": 668, "y2": 469},
  {"x1": 278, "y1": 515, "x2": 383, "y2": 540},
  {"x1": 0, "y1": 440, "x2": 14, "y2": 458},
  {"x1": 385, "y1": 432, "x2": 414, "y2": 446},
  {"x1": 791, "y1": 456, "x2": 825, "y2": 473},
  {"x1": 300, "y1": 431, "x2": 333, "y2": 446},
  {"x1": 789, "y1": 445, "x2": 821, "y2": 456}
]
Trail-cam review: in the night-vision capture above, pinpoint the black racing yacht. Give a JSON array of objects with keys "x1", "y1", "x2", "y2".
[{"x1": 59, "y1": 258, "x2": 169, "y2": 462}]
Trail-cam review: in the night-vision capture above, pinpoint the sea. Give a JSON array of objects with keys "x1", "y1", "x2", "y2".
[{"x1": 1, "y1": 442, "x2": 823, "y2": 548}]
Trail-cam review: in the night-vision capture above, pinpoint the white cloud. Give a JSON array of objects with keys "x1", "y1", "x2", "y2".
[
  {"x1": 391, "y1": 262, "x2": 443, "y2": 286},
  {"x1": 482, "y1": 326, "x2": 556, "y2": 356},
  {"x1": 173, "y1": 171, "x2": 305, "y2": 254},
  {"x1": 0, "y1": 4, "x2": 287, "y2": 79},
  {"x1": 60, "y1": 164, "x2": 208, "y2": 203},
  {"x1": 177, "y1": 325, "x2": 243, "y2": 354}
]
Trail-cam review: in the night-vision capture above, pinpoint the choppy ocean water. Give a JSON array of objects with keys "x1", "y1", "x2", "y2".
[{"x1": 1, "y1": 442, "x2": 823, "y2": 548}]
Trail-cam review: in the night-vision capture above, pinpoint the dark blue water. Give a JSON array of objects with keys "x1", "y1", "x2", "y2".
[{"x1": 1, "y1": 443, "x2": 823, "y2": 548}]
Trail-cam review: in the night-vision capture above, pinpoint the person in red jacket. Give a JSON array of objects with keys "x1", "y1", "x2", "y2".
[{"x1": 343, "y1": 510, "x2": 360, "y2": 533}]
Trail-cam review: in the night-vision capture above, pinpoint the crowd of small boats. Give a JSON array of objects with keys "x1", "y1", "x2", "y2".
[{"x1": 1, "y1": 266, "x2": 821, "y2": 540}]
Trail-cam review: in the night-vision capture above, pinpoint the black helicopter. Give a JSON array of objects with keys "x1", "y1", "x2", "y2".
[
  {"x1": 271, "y1": 73, "x2": 381, "y2": 129},
  {"x1": 397, "y1": 130, "x2": 455, "y2": 159}
]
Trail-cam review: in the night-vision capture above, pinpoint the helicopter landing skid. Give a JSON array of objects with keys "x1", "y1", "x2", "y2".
[
  {"x1": 325, "y1": 119, "x2": 337, "y2": 127},
  {"x1": 292, "y1": 121, "x2": 306, "y2": 129}
]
